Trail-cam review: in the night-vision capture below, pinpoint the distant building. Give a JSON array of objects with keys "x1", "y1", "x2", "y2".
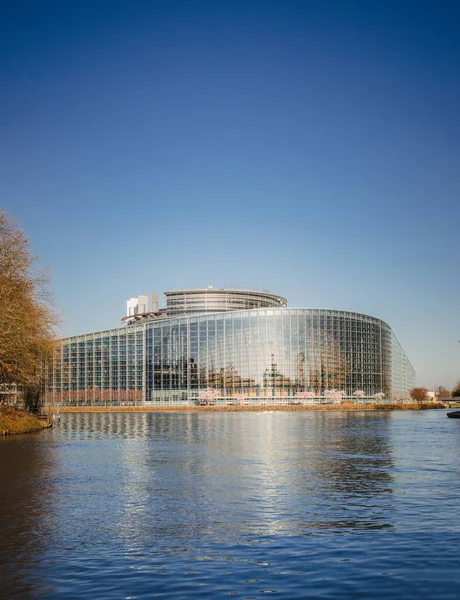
[
  {"x1": 124, "y1": 294, "x2": 160, "y2": 324},
  {"x1": 45, "y1": 287, "x2": 415, "y2": 405},
  {"x1": 126, "y1": 295, "x2": 149, "y2": 317}
]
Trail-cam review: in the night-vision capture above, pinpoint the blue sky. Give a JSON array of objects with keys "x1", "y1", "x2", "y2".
[{"x1": 1, "y1": 0, "x2": 459, "y2": 389}]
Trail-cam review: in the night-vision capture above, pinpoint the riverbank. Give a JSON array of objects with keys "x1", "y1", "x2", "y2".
[
  {"x1": 56, "y1": 402, "x2": 448, "y2": 413},
  {"x1": 0, "y1": 406, "x2": 51, "y2": 435}
]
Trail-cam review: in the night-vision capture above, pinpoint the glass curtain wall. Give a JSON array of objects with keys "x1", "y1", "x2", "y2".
[
  {"x1": 47, "y1": 309, "x2": 400, "y2": 405},
  {"x1": 147, "y1": 309, "x2": 391, "y2": 402},
  {"x1": 164, "y1": 289, "x2": 287, "y2": 317},
  {"x1": 47, "y1": 325, "x2": 146, "y2": 405},
  {"x1": 391, "y1": 333, "x2": 416, "y2": 394}
]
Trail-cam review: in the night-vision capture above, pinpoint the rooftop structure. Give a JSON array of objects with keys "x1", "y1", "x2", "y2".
[
  {"x1": 123, "y1": 294, "x2": 162, "y2": 325},
  {"x1": 164, "y1": 287, "x2": 287, "y2": 317}
]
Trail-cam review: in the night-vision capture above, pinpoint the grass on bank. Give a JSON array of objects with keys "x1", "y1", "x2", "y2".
[{"x1": 0, "y1": 405, "x2": 51, "y2": 435}]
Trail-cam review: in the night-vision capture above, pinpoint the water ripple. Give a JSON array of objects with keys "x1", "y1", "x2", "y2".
[{"x1": 1, "y1": 410, "x2": 460, "y2": 598}]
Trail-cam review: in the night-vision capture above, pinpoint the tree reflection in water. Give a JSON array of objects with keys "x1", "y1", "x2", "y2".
[{"x1": 0, "y1": 434, "x2": 57, "y2": 598}]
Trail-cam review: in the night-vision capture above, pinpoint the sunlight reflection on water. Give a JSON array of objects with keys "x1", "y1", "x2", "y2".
[{"x1": 1, "y1": 410, "x2": 459, "y2": 599}]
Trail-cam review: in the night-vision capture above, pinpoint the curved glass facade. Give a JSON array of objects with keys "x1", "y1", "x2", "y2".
[
  {"x1": 46, "y1": 304, "x2": 415, "y2": 405},
  {"x1": 147, "y1": 308, "x2": 391, "y2": 400},
  {"x1": 164, "y1": 288, "x2": 287, "y2": 317}
]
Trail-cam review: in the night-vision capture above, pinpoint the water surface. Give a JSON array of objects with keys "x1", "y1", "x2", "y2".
[{"x1": 1, "y1": 410, "x2": 459, "y2": 598}]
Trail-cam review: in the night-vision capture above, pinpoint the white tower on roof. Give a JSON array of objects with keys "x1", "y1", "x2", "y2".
[{"x1": 126, "y1": 294, "x2": 159, "y2": 318}]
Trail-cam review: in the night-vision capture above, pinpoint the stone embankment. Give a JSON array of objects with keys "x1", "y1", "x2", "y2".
[
  {"x1": 57, "y1": 402, "x2": 448, "y2": 413},
  {"x1": 0, "y1": 406, "x2": 51, "y2": 435}
]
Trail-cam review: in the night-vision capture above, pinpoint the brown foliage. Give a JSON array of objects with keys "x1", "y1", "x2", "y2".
[
  {"x1": 436, "y1": 386, "x2": 451, "y2": 398},
  {"x1": 0, "y1": 405, "x2": 50, "y2": 434},
  {"x1": 340, "y1": 400, "x2": 355, "y2": 408},
  {"x1": 0, "y1": 210, "x2": 58, "y2": 389},
  {"x1": 410, "y1": 387, "x2": 429, "y2": 403}
]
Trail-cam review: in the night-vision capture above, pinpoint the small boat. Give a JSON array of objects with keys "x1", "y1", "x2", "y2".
[{"x1": 447, "y1": 411, "x2": 460, "y2": 419}]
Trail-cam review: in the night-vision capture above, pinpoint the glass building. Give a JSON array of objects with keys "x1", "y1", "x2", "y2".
[
  {"x1": 164, "y1": 287, "x2": 287, "y2": 317},
  {"x1": 46, "y1": 288, "x2": 415, "y2": 405}
]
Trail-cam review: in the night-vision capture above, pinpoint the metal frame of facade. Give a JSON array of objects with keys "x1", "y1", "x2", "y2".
[{"x1": 46, "y1": 304, "x2": 415, "y2": 406}]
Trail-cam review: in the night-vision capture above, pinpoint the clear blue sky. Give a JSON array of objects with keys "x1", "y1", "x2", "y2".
[{"x1": 1, "y1": 0, "x2": 459, "y2": 389}]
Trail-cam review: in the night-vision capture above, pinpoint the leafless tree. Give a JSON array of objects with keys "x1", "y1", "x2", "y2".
[
  {"x1": 0, "y1": 210, "x2": 58, "y2": 408},
  {"x1": 436, "y1": 386, "x2": 451, "y2": 398},
  {"x1": 452, "y1": 381, "x2": 460, "y2": 398},
  {"x1": 409, "y1": 387, "x2": 429, "y2": 403}
]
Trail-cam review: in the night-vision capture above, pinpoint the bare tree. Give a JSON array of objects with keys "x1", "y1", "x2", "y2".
[
  {"x1": 409, "y1": 387, "x2": 429, "y2": 403},
  {"x1": 436, "y1": 386, "x2": 451, "y2": 399},
  {"x1": 0, "y1": 210, "x2": 58, "y2": 408},
  {"x1": 452, "y1": 381, "x2": 460, "y2": 398}
]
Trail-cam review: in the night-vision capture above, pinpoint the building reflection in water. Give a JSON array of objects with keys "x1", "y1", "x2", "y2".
[
  {"x1": 0, "y1": 410, "x2": 396, "y2": 597},
  {"x1": 293, "y1": 412, "x2": 395, "y2": 532},
  {"x1": 60, "y1": 411, "x2": 395, "y2": 550}
]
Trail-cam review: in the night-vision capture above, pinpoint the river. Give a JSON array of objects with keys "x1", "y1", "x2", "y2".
[{"x1": 1, "y1": 410, "x2": 459, "y2": 599}]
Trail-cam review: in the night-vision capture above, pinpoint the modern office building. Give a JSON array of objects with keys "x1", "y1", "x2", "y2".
[{"x1": 45, "y1": 287, "x2": 415, "y2": 405}]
